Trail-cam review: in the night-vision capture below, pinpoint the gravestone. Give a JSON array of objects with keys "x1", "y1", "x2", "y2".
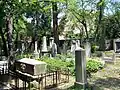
[
  {"x1": 75, "y1": 48, "x2": 87, "y2": 89},
  {"x1": 63, "y1": 42, "x2": 67, "y2": 54},
  {"x1": 85, "y1": 42, "x2": 91, "y2": 57},
  {"x1": 113, "y1": 39, "x2": 120, "y2": 53},
  {"x1": 21, "y1": 42, "x2": 25, "y2": 54},
  {"x1": 49, "y1": 37, "x2": 54, "y2": 49},
  {"x1": 34, "y1": 41, "x2": 39, "y2": 59},
  {"x1": 51, "y1": 43, "x2": 57, "y2": 57},
  {"x1": 71, "y1": 40, "x2": 76, "y2": 56},
  {"x1": 41, "y1": 36, "x2": 48, "y2": 55},
  {"x1": 105, "y1": 40, "x2": 111, "y2": 50}
]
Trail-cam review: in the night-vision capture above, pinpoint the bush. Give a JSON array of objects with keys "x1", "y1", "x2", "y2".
[
  {"x1": 16, "y1": 54, "x2": 104, "y2": 76},
  {"x1": 16, "y1": 53, "x2": 33, "y2": 60},
  {"x1": 91, "y1": 44, "x2": 99, "y2": 53},
  {"x1": 39, "y1": 56, "x2": 74, "y2": 72},
  {"x1": 86, "y1": 58, "x2": 104, "y2": 77},
  {"x1": 40, "y1": 56, "x2": 104, "y2": 76}
]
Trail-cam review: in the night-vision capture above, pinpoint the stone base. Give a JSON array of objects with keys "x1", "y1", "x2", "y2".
[
  {"x1": 34, "y1": 52, "x2": 39, "y2": 59},
  {"x1": 74, "y1": 82, "x2": 88, "y2": 90}
]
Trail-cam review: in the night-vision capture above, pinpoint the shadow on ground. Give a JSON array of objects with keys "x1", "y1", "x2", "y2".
[
  {"x1": 64, "y1": 77, "x2": 120, "y2": 90},
  {"x1": 93, "y1": 77, "x2": 120, "y2": 89}
]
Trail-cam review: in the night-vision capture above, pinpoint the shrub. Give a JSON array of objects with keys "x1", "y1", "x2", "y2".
[
  {"x1": 16, "y1": 54, "x2": 104, "y2": 76},
  {"x1": 40, "y1": 56, "x2": 74, "y2": 72},
  {"x1": 91, "y1": 44, "x2": 99, "y2": 53},
  {"x1": 86, "y1": 58, "x2": 104, "y2": 77},
  {"x1": 16, "y1": 53, "x2": 33, "y2": 59}
]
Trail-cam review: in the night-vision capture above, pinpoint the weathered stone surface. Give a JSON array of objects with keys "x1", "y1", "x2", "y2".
[{"x1": 15, "y1": 58, "x2": 47, "y2": 75}]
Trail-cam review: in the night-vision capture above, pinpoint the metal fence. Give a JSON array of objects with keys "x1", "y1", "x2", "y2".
[
  {"x1": 0, "y1": 62, "x2": 70, "y2": 90},
  {"x1": 42, "y1": 69, "x2": 69, "y2": 89}
]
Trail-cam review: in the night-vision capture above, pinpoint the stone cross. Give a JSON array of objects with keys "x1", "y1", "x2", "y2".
[{"x1": 75, "y1": 48, "x2": 87, "y2": 89}]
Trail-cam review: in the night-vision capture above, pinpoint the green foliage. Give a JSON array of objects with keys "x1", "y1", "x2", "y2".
[
  {"x1": 39, "y1": 56, "x2": 104, "y2": 76},
  {"x1": 86, "y1": 58, "x2": 104, "y2": 75},
  {"x1": 16, "y1": 53, "x2": 104, "y2": 76},
  {"x1": 16, "y1": 53, "x2": 33, "y2": 60},
  {"x1": 101, "y1": 12, "x2": 120, "y2": 39},
  {"x1": 39, "y1": 56, "x2": 74, "y2": 73},
  {"x1": 91, "y1": 44, "x2": 99, "y2": 53}
]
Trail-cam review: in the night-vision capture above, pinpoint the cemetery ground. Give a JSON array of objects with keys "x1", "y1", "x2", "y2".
[
  {"x1": 48, "y1": 59, "x2": 120, "y2": 90},
  {"x1": 88, "y1": 59, "x2": 120, "y2": 90},
  {"x1": 1, "y1": 53, "x2": 120, "y2": 90}
]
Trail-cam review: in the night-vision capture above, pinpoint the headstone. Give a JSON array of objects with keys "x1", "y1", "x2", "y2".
[
  {"x1": 105, "y1": 40, "x2": 111, "y2": 50},
  {"x1": 49, "y1": 37, "x2": 54, "y2": 49},
  {"x1": 71, "y1": 40, "x2": 76, "y2": 56},
  {"x1": 51, "y1": 43, "x2": 57, "y2": 57},
  {"x1": 85, "y1": 42, "x2": 91, "y2": 57},
  {"x1": 75, "y1": 48, "x2": 87, "y2": 89},
  {"x1": 41, "y1": 36, "x2": 48, "y2": 56},
  {"x1": 35, "y1": 41, "x2": 37, "y2": 53},
  {"x1": 21, "y1": 42, "x2": 25, "y2": 54},
  {"x1": 63, "y1": 42, "x2": 67, "y2": 54},
  {"x1": 41, "y1": 36, "x2": 48, "y2": 53},
  {"x1": 113, "y1": 39, "x2": 116, "y2": 52},
  {"x1": 113, "y1": 39, "x2": 120, "y2": 53},
  {"x1": 34, "y1": 41, "x2": 39, "y2": 59}
]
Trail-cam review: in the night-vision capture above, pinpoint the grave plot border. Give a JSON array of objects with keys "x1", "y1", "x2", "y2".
[{"x1": 8, "y1": 69, "x2": 69, "y2": 90}]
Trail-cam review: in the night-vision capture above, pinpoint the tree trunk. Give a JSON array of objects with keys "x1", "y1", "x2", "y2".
[
  {"x1": 15, "y1": 32, "x2": 18, "y2": 50},
  {"x1": 52, "y1": 2, "x2": 60, "y2": 53},
  {"x1": 6, "y1": 16, "x2": 14, "y2": 71},
  {"x1": 6, "y1": 16, "x2": 13, "y2": 56},
  {"x1": 82, "y1": 19, "x2": 89, "y2": 40},
  {"x1": 0, "y1": 27, "x2": 8, "y2": 56},
  {"x1": 95, "y1": 0, "x2": 104, "y2": 41}
]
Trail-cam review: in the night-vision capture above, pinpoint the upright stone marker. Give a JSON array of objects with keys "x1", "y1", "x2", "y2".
[
  {"x1": 34, "y1": 41, "x2": 39, "y2": 59},
  {"x1": 113, "y1": 39, "x2": 116, "y2": 52},
  {"x1": 21, "y1": 41, "x2": 25, "y2": 54},
  {"x1": 75, "y1": 47, "x2": 87, "y2": 89},
  {"x1": 63, "y1": 42, "x2": 67, "y2": 54},
  {"x1": 113, "y1": 39, "x2": 120, "y2": 53},
  {"x1": 85, "y1": 42, "x2": 91, "y2": 57},
  {"x1": 71, "y1": 40, "x2": 76, "y2": 56},
  {"x1": 49, "y1": 37, "x2": 54, "y2": 49},
  {"x1": 51, "y1": 43, "x2": 57, "y2": 57},
  {"x1": 41, "y1": 36, "x2": 48, "y2": 55}
]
